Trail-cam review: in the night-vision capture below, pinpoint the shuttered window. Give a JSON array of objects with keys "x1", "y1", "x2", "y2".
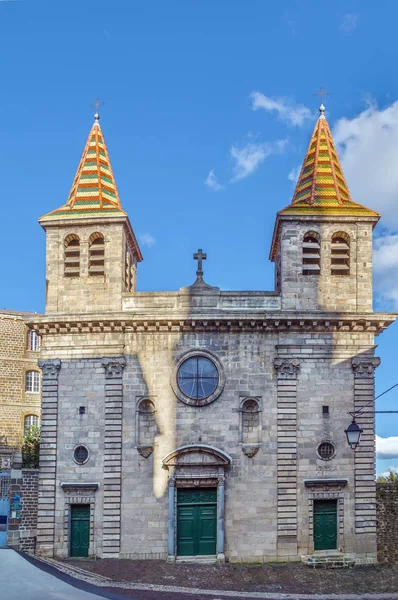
[
  {"x1": 302, "y1": 232, "x2": 321, "y2": 275},
  {"x1": 89, "y1": 233, "x2": 105, "y2": 276},
  {"x1": 331, "y1": 232, "x2": 350, "y2": 275}
]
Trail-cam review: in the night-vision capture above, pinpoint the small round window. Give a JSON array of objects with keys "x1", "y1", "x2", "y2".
[
  {"x1": 178, "y1": 356, "x2": 219, "y2": 400},
  {"x1": 317, "y1": 441, "x2": 335, "y2": 461},
  {"x1": 74, "y1": 445, "x2": 89, "y2": 465}
]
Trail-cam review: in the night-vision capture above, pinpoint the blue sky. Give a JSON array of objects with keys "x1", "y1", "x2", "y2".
[{"x1": 1, "y1": 0, "x2": 398, "y2": 474}]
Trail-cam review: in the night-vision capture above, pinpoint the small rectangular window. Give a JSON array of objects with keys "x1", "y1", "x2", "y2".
[
  {"x1": 26, "y1": 371, "x2": 40, "y2": 393},
  {"x1": 27, "y1": 331, "x2": 40, "y2": 351},
  {"x1": 322, "y1": 405, "x2": 329, "y2": 415}
]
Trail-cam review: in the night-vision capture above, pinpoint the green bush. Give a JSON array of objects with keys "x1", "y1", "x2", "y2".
[{"x1": 22, "y1": 426, "x2": 40, "y2": 469}]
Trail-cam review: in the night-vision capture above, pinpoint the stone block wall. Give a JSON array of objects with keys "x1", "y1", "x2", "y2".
[
  {"x1": 278, "y1": 219, "x2": 374, "y2": 312},
  {"x1": 6, "y1": 469, "x2": 39, "y2": 552},
  {"x1": 0, "y1": 313, "x2": 41, "y2": 453},
  {"x1": 377, "y1": 482, "x2": 398, "y2": 563}
]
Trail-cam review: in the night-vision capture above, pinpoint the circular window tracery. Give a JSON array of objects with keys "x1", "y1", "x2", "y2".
[
  {"x1": 171, "y1": 350, "x2": 225, "y2": 406},
  {"x1": 177, "y1": 356, "x2": 219, "y2": 401},
  {"x1": 74, "y1": 445, "x2": 89, "y2": 465},
  {"x1": 317, "y1": 441, "x2": 335, "y2": 461}
]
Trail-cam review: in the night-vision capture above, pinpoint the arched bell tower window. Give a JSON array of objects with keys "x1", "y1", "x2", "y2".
[
  {"x1": 302, "y1": 231, "x2": 321, "y2": 275},
  {"x1": 89, "y1": 233, "x2": 105, "y2": 276},
  {"x1": 331, "y1": 232, "x2": 350, "y2": 275},
  {"x1": 64, "y1": 234, "x2": 80, "y2": 277}
]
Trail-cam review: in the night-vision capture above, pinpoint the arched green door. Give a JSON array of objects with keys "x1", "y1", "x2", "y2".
[{"x1": 314, "y1": 500, "x2": 337, "y2": 551}]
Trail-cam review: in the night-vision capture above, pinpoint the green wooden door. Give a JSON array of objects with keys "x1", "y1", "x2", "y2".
[
  {"x1": 177, "y1": 488, "x2": 217, "y2": 556},
  {"x1": 314, "y1": 500, "x2": 337, "y2": 551},
  {"x1": 70, "y1": 504, "x2": 90, "y2": 558}
]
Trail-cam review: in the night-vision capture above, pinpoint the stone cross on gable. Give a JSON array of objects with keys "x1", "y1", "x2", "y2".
[{"x1": 193, "y1": 249, "x2": 207, "y2": 279}]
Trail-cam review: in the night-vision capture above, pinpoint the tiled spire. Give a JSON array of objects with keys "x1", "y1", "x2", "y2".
[
  {"x1": 40, "y1": 113, "x2": 127, "y2": 222},
  {"x1": 279, "y1": 105, "x2": 379, "y2": 217}
]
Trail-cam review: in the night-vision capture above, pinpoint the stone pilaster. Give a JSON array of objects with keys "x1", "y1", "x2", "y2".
[
  {"x1": 352, "y1": 357, "x2": 380, "y2": 536},
  {"x1": 274, "y1": 358, "x2": 300, "y2": 556},
  {"x1": 102, "y1": 356, "x2": 126, "y2": 557},
  {"x1": 36, "y1": 359, "x2": 61, "y2": 556}
]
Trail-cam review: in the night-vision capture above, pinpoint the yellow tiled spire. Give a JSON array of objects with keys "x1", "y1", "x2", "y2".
[
  {"x1": 279, "y1": 105, "x2": 379, "y2": 217},
  {"x1": 40, "y1": 113, "x2": 127, "y2": 222}
]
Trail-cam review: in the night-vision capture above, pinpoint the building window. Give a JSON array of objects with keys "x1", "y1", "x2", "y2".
[
  {"x1": 89, "y1": 233, "x2": 105, "y2": 276},
  {"x1": 172, "y1": 350, "x2": 225, "y2": 407},
  {"x1": 177, "y1": 356, "x2": 219, "y2": 401},
  {"x1": 302, "y1": 231, "x2": 321, "y2": 275},
  {"x1": 27, "y1": 330, "x2": 40, "y2": 351},
  {"x1": 317, "y1": 441, "x2": 336, "y2": 461},
  {"x1": 24, "y1": 415, "x2": 39, "y2": 437},
  {"x1": 64, "y1": 235, "x2": 80, "y2": 277},
  {"x1": 26, "y1": 371, "x2": 40, "y2": 393},
  {"x1": 331, "y1": 232, "x2": 350, "y2": 275},
  {"x1": 73, "y1": 445, "x2": 89, "y2": 465}
]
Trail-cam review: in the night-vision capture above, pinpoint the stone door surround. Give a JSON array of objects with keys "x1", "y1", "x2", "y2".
[{"x1": 162, "y1": 444, "x2": 231, "y2": 562}]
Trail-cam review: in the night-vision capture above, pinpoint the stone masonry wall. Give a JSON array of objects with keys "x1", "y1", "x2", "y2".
[
  {"x1": 0, "y1": 313, "x2": 41, "y2": 453},
  {"x1": 37, "y1": 324, "x2": 377, "y2": 561},
  {"x1": 279, "y1": 220, "x2": 374, "y2": 313},
  {"x1": 6, "y1": 469, "x2": 39, "y2": 552},
  {"x1": 377, "y1": 482, "x2": 398, "y2": 563}
]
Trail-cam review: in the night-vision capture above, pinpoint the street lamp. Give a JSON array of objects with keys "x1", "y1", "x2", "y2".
[
  {"x1": 344, "y1": 382, "x2": 398, "y2": 450},
  {"x1": 344, "y1": 418, "x2": 363, "y2": 450}
]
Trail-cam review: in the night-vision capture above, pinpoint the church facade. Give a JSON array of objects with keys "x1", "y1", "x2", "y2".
[{"x1": 30, "y1": 106, "x2": 395, "y2": 563}]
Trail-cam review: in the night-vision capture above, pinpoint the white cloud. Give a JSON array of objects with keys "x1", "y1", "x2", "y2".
[
  {"x1": 230, "y1": 138, "x2": 287, "y2": 181},
  {"x1": 373, "y1": 234, "x2": 398, "y2": 307},
  {"x1": 204, "y1": 169, "x2": 223, "y2": 191},
  {"x1": 251, "y1": 92, "x2": 312, "y2": 127},
  {"x1": 288, "y1": 165, "x2": 301, "y2": 185},
  {"x1": 332, "y1": 100, "x2": 398, "y2": 308},
  {"x1": 340, "y1": 13, "x2": 358, "y2": 32},
  {"x1": 333, "y1": 101, "x2": 398, "y2": 226},
  {"x1": 139, "y1": 233, "x2": 156, "y2": 248},
  {"x1": 376, "y1": 435, "x2": 398, "y2": 459}
]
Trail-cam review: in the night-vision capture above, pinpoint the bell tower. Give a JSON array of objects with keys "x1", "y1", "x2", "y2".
[
  {"x1": 270, "y1": 103, "x2": 379, "y2": 313},
  {"x1": 39, "y1": 111, "x2": 142, "y2": 315}
]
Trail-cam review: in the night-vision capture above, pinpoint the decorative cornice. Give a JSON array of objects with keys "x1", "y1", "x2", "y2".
[
  {"x1": 274, "y1": 358, "x2": 300, "y2": 379},
  {"x1": 304, "y1": 478, "x2": 348, "y2": 490},
  {"x1": 60, "y1": 482, "x2": 99, "y2": 491},
  {"x1": 102, "y1": 356, "x2": 126, "y2": 379},
  {"x1": 28, "y1": 313, "x2": 396, "y2": 337},
  {"x1": 38, "y1": 359, "x2": 61, "y2": 379},
  {"x1": 352, "y1": 357, "x2": 381, "y2": 378}
]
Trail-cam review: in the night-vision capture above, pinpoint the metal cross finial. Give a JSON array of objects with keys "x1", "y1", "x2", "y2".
[
  {"x1": 193, "y1": 248, "x2": 207, "y2": 279},
  {"x1": 313, "y1": 86, "x2": 331, "y2": 118},
  {"x1": 92, "y1": 98, "x2": 105, "y2": 122}
]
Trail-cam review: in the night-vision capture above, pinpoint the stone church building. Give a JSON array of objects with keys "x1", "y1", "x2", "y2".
[{"x1": 30, "y1": 104, "x2": 395, "y2": 563}]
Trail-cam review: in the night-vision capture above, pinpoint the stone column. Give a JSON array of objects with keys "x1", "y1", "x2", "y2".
[
  {"x1": 274, "y1": 358, "x2": 300, "y2": 557},
  {"x1": 36, "y1": 359, "x2": 61, "y2": 556},
  {"x1": 217, "y1": 476, "x2": 225, "y2": 560},
  {"x1": 102, "y1": 357, "x2": 126, "y2": 557},
  {"x1": 167, "y1": 478, "x2": 176, "y2": 560},
  {"x1": 351, "y1": 357, "x2": 380, "y2": 543}
]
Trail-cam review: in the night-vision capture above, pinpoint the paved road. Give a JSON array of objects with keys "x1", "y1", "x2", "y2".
[{"x1": 0, "y1": 549, "x2": 115, "y2": 600}]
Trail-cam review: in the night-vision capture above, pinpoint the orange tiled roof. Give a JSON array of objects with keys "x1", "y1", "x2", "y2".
[
  {"x1": 279, "y1": 107, "x2": 379, "y2": 218},
  {"x1": 40, "y1": 116, "x2": 127, "y2": 222}
]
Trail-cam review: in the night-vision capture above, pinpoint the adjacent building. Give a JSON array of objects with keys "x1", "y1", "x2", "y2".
[{"x1": 30, "y1": 105, "x2": 396, "y2": 562}]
